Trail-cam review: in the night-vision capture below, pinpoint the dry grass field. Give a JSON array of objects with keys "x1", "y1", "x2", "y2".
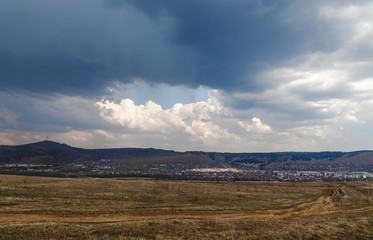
[{"x1": 0, "y1": 174, "x2": 371, "y2": 239}]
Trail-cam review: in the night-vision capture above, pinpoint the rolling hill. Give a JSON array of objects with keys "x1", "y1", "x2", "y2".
[
  {"x1": 0, "y1": 141, "x2": 201, "y2": 166},
  {"x1": 0, "y1": 141, "x2": 372, "y2": 167}
]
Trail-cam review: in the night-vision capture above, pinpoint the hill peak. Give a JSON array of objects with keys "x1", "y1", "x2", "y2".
[{"x1": 14, "y1": 141, "x2": 74, "y2": 151}]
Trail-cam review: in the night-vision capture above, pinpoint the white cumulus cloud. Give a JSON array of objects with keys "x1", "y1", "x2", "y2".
[
  {"x1": 239, "y1": 117, "x2": 272, "y2": 134},
  {"x1": 96, "y1": 91, "x2": 232, "y2": 140}
]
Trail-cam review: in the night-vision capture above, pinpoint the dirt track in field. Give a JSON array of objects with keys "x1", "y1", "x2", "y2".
[{"x1": 1, "y1": 186, "x2": 371, "y2": 224}]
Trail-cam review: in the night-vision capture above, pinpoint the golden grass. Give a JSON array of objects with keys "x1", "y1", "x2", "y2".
[{"x1": 0, "y1": 175, "x2": 372, "y2": 239}]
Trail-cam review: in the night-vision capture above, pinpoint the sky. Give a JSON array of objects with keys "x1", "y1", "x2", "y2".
[{"x1": 1, "y1": 0, "x2": 373, "y2": 152}]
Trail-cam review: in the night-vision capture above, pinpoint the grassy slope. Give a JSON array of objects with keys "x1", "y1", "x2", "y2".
[{"x1": 0, "y1": 175, "x2": 372, "y2": 239}]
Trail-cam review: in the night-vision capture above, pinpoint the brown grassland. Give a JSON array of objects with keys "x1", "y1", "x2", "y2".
[{"x1": 0, "y1": 174, "x2": 371, "y2": 239}]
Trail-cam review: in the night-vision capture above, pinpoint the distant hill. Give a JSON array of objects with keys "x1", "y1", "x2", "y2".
[
  {"x1": 187, "y1": 151, "x2": 373, "y2": 166},
  {"x1": 0, "y1": 141, "x2": 372, "y2": 167},
  {"x1": 0, "y1": 141, "x2": 207, "y2": 166},
  {"x1": 114, "y1": 154, "x2": 213, "y2": 168},
  {"x1": 0, "y1": 141, "x2": 92, "y2": 165}
]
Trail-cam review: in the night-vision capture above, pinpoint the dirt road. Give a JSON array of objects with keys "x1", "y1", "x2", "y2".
[{"x1": 1, "y1": 185, "x2": 370, "y2": 224}]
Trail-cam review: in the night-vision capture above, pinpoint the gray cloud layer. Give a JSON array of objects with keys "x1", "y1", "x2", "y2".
[
  {"x1": 0, "y1": 0, "x2": 321, "y2": 95},
  {"x1": 1, "y1": 0, "x2": 373, "y2": 151}
]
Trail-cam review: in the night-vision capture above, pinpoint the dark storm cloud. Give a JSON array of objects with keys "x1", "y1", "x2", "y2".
[
  {"x1": 0, "y1": 0, "x2": 194, "y2": 95},
  {"x1": 0, "y1": 0, "x2": 314, "y2": 95},
  {"x1": 125, "y1": 0, "x2": 308, "y2": 90}
]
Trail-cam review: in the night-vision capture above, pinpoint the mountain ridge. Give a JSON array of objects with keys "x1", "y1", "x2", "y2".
[{"x1": 0, "y1": 140, "x2": 372, "y2": 166}]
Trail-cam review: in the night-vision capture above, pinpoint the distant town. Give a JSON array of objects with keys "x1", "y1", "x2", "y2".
[
  {"x1": 1, "y1": 141, "x2": 372, "y2": 182},
  {"x1": 1, "y1": 159, "x2": 372, "y2": 182}
]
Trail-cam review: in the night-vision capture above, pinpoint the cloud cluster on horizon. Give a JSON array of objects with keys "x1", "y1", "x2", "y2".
[{"x1": 1, "y1": 0, "x2": 373, "y2": 152}]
